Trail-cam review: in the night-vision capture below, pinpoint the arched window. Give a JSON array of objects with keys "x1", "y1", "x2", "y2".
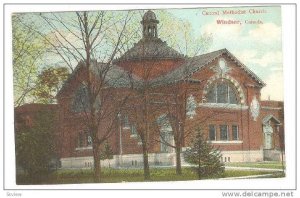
[
  {"x1": 206, "y1": 80, "x2": 239, "y2": 104},
  {"x1": 72, "y1": 84, "x2": 101, "y2": 112},
  {"x1": 148, "y1": 26, "x2": 151, "y2": 35},
  {"x1": 186, "y1": 95, "x2": 197, "y2": 119},
  {"x1": 72, "y1": 85, "x2": 90, "y2": 112}
]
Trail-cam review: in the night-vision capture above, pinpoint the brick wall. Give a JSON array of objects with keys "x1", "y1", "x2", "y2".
[{"x1": 16, "y1": 53, "x2": 284, "y2": 161}]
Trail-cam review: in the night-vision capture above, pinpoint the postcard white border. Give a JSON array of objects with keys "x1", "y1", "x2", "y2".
[{"x1": 1, "y1": 1, "x2": 297, "y2": 195}]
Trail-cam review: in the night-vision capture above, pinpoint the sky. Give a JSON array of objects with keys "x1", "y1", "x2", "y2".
[{"x1": 167, "y1": 6, "x2": 283, "y2": 101}]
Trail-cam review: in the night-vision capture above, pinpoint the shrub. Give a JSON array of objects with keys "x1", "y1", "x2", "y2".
[{"x1": 184, "y1": 128, "x2": 225, "y2": 179}]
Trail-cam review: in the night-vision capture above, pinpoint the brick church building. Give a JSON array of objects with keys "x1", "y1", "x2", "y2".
[{"x1": 15, "y1": 10, "x2": 285, "y2": 169}]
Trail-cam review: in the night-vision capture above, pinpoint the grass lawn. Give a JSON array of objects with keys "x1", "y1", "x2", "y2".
[
  {"x1": 225, "y1": 161, "x2": 285, "y2": 170},
  {"x1": 16, "y1": 167, "x2": 283, "y2": 185}
]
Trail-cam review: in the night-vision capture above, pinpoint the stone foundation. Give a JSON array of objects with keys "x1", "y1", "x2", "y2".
[
  {"x1": 263, "y1": 149, "x2": 285, "y2": 161},
  {"x1": 220, "y1": 150, "x2": 264, "y2": 162},
  {"x1": 60, "y1": 149, "x2": 272, "y2": 169}
]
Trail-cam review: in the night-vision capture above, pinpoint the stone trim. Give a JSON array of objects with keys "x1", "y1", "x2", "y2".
[
  {"x1": 202, "y1": 74, "x2": 246, "y2": 105},
  {"x1": 130, "y1": 134, "x2": 138, "y2": 138},
  {"x1": 75, "y1": 146, "x2": 92, "y2": 151},
  {"x1": 199, "y1": 103, "x2": 248, "y2": 110},
  {"x1": 208, "y1": 140, "x2": 243, "y2": 144},
  {"x1": 261, "y1": 106, "x2": 282, "y2": 110}
]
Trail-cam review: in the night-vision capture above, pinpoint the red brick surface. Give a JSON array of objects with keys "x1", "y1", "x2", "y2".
[{"x1": 15, "y1": 54, "x2": 285, "y2": 159}]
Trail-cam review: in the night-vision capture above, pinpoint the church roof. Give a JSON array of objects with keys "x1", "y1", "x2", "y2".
[
  {"x1": 114, "y1": 10, "x2": 184, "y2": 63},
  {"x1": 57, "y1": 48, "x2": 266, "y2": 97},
  {"x1": 113, "y1": 37, "x2": 184, "y2": 63},
  {"x1": 95, "y1": 63, "x2": 142, "y2": 88},
  {"x1": 56, "y1": 61, "x2": 141, "y2": 98},
  {"x1": 57, "y1": 9, "x2": 265, "y2": 96},
  {"x1": 150, "y1": 48, "x2": 266, "y2": 87}
]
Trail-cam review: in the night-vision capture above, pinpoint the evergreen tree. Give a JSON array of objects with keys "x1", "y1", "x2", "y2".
[
  {"x1": 184, "y1": 128, "x2": 224, "y2": 179},
  {"x1": 100, "y1": 142, "x2": 114, "y2": 168}
]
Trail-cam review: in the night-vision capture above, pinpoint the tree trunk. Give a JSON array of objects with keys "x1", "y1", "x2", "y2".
[
  {"x1": 198, "y1": 148, "x2": 201, "y2": 180},
  {"x1": 93, "y1": 146, "x2": 101, "y2": 182},
  {"x1": 175, "y1": 146, "x2": 182, "y2": 175},
  {"x1": 281, "y1": 150, "x2": 285, "y2": 172},
  {"x1": 198, "y1": 159, "x2": 201, "y2": 180},
  {"x1": 142, "y1": 143, "x2": 150, "y2": 180},
  {"x1": 279, "y1": 132, "x2": 285, "y2": 172}
]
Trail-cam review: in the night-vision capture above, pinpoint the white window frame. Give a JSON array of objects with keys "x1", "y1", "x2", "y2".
[
  {"x1": 208, "y1": 125, "x2": 216, "y2": 141},
  {"x1": 123, "y1": 114, "x2": 130, "y2": 129},
  {"x1": 220, "y1": 125, "x2": 229, "y2": 141},
  {"x1": 207, "y1": 81, "x2": 238, "y2": 104},
  {"x1": 232, "y1": 125, "x2": 239, "y2": 140}
]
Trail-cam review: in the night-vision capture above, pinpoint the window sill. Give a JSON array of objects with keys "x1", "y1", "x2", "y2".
[
  {"x1": 207, "y1": 140, "x2": 243, "y2": 144},
  {"x1": 75, "y1": 146, "x2": 93, "y2": 151},
  {"x1": 130, "y1": 134, "x2": 138, "y2": 138},
  {"x1": 199, "y1": 103, "x2": 248, "y2": 110}
]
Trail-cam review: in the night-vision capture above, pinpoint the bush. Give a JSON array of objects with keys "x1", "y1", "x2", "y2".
[
  {"x1": 184, "y1": 128, "x2": 224, "y2": 179},
  {"x1": 15, "y1": 110, "x2": 57, "y2": 184}
]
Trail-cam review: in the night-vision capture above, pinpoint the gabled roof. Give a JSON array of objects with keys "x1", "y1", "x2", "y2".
[
  {"x1": 150, "y1": 48, "x2": 266, "y2": 87},
  {"x1": 113, "y1": 37, "x2": 184, "y2": 63},
  {"x1": 262, "y1": 114, "x2": 281, "y2": 125},
  {"x1": 225, "y1": 49, "x2": 266, "y2": 86}
]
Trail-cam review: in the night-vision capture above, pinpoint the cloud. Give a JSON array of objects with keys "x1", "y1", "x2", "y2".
[
  {"x1": 234, "y1": 50, "x2": 282, "y2": 72},
  {"x1": 248, "y1": 23, "x2": 281, "y2": 44},
  {"x1": 201, "y1": 17, "x2": 243, "y2": 39},
  {"x1": 48, "y1": 30, "x2": 82, "y2": 49},
  {"x1": 203, "y1": 18, "x2": 242, "y2": 36},
  {"x1": 234, "y1": 49, "x2": 258, "y2": 64},
  {"x1": 200, "y1": 19, "x2": 282, "y2": 52},
  {"x1": 261, "y1": 72, "x2": 284, "y2": 101},
  {"x1": 251, "y1": 51, "x2": 283, "y2": 68}
]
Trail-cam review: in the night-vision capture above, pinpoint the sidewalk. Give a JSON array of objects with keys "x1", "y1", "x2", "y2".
[
  {"x1": 222, "y1": 166, "x2": 284, "y2": 179},
  {"x1": 225, "y1": 166, "x2": 284, "y2": 172},
  {"x1": 218, "y1": 173, "x2": 275, "y2": 180}
]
